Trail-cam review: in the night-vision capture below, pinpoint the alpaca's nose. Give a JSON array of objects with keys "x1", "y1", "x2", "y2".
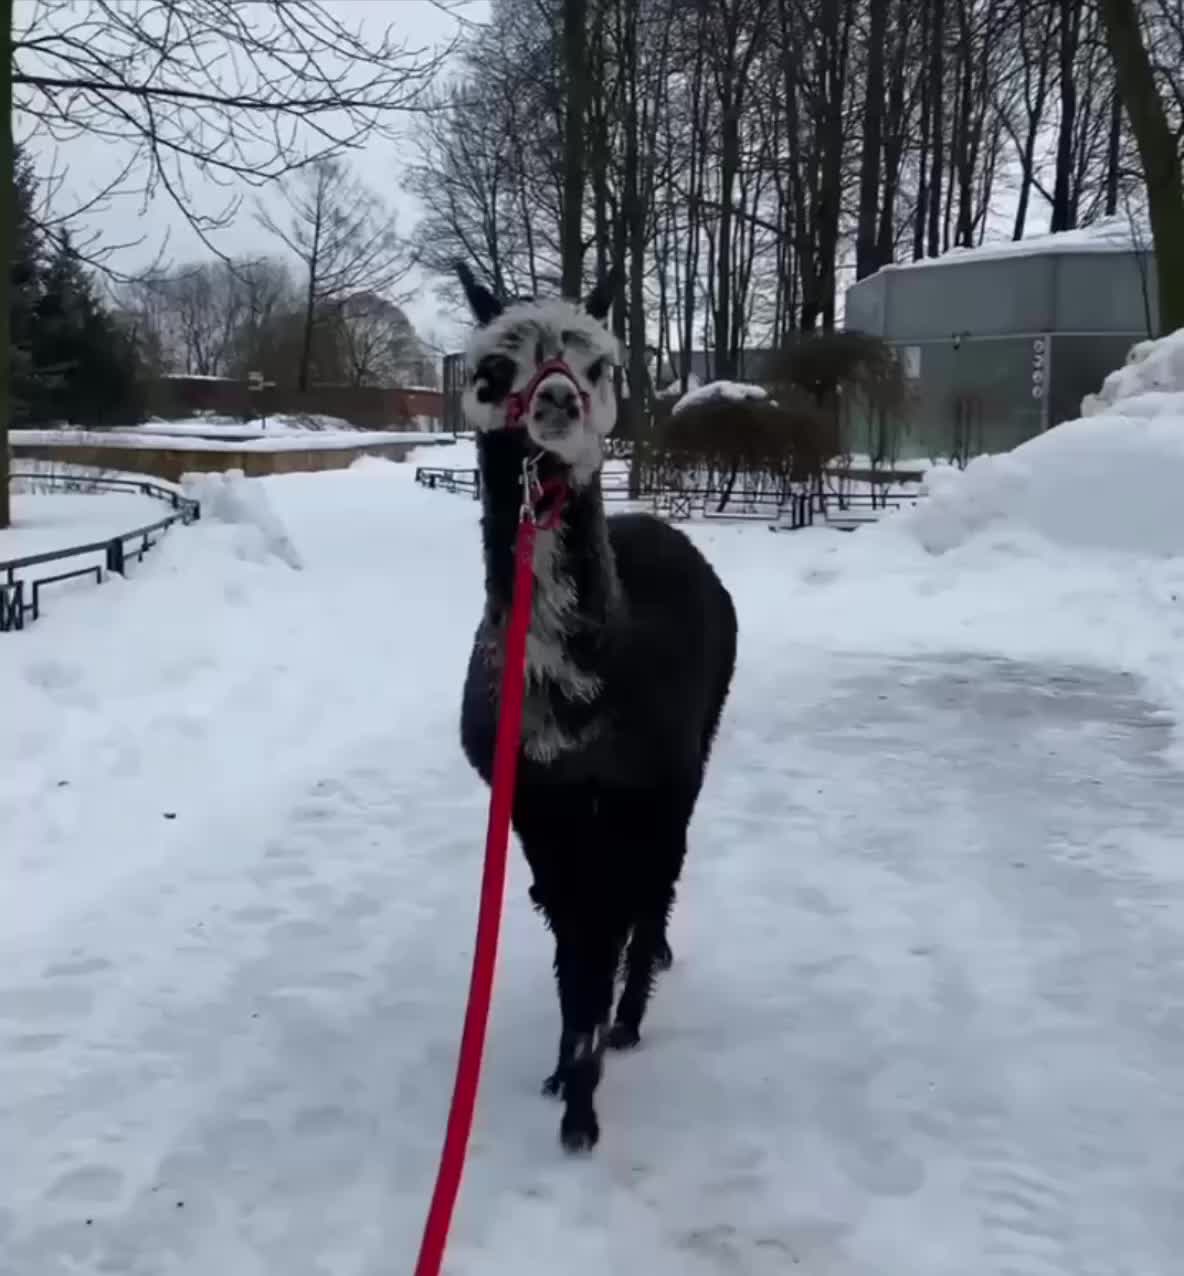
[{"x1": 534, "y1": 380, "x2": 581, "y2": 422}]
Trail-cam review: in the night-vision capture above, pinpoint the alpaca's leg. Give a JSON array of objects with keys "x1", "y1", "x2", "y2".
[
  {"x1": 549, "y1": 919, "x2": 625, "y2": 1151},
  {"x1": 609, "y1": 797, "x2": 690, "y2": 1050},
  {"x1": 608, "y1": 882, "x2": 675, "y2": 1050}
]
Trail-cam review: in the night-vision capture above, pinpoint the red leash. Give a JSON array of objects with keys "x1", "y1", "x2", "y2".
[{"x1": 412, "y1": 466, "x2": 566, "y2": 1276}]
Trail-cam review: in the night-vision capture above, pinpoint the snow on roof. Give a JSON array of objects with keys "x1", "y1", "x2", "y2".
[
  {"x1": 877, "y1": 217, "x2": 1147, "y2": 275},
  {"x1": 671, "y1": 379, "x2": 769, "y2": 415}
]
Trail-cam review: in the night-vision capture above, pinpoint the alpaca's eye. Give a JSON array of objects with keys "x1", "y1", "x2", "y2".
[
  {"x1": 587, "y1": 359, "x2": 606, "y2": 384},
  {"x1": 474, "y1": 355, "x2": 515, "y2": 403}
]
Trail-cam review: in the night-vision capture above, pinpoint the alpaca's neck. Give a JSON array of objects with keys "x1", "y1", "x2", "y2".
[{"x1": 476, "y1": 431, "x2": 619, "y2": 650}]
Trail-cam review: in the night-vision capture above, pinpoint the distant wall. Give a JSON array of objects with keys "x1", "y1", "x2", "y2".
[
  {"x1": 146, "y1": 377, "x2": 445, "y2": 430},
  {"x1": 11, "y1": 439, "x2": 433, "y2": 484}
]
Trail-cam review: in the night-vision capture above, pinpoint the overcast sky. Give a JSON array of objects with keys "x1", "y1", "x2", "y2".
[{"x1": 17, "y1": 0, "x2": 490, "y2": 351}]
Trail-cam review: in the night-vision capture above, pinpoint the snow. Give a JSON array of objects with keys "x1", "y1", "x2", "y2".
[
  {"x1": 1, "y1": 491, "x2": 164, "y2": 568},
  {"x1": 407, "y1": 436, "x2": 478, "y2": 470},
  {"x1": 140, "y1": 413, "x2": 365, "y2": 438},
  {"x1": 3, "y1": 334, "x2": 1184, "y2": 1274},
  {"x1": 879, "y1": 215, "x2": 1146, "y2": 273},
  {"x1": 671, "y1": 379, "x2": 769, "y2": 415},
  {"x1": 656, "y1": 371, "x2": 702, "y2": 399},
  {"x1": 11, "y1": 426, "x2": 453, "y2": 453},
  {"x1": 1082, "y1": 326, "x2": 1184, "y2": 417}
]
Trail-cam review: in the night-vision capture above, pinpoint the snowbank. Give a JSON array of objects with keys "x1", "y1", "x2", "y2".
[
  {"x1": 1082, "y1": 328, "x2": 1184, "y2": 417},
  {"x1": 740, "y1": 327, "x2": 1184, "y2": 758},
  {"x1": 181, "y1": 470, "x2": 304, "y2": 569},
  {"x1": 899, "y1": 329, "x2": 1184, "y2": 558},
  {"x1": 656, "y1": 371, "x2": 702, "y2": 399},
  {"x1": 671, "y1": 379, "x2": 769, "y2": 415}
]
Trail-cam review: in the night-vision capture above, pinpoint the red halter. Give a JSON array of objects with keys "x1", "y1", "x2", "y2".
[{"x1": 504, "y1": 357, "x2": 591, "y2": 429}]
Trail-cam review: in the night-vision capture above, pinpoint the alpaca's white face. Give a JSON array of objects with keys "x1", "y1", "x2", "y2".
[{"x1": 461, "y1": 297, "x2": 620, "y2": 483}]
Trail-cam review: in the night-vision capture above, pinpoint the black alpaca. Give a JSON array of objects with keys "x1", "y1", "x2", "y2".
[{"x1": 455, "y1": 263, "x2": 738, "y2": 1151}]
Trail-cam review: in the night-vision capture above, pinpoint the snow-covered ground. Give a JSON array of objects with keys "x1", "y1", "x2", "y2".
[{"x1": 3, "y1": 333, "x2": 1184, "y2": 1274}]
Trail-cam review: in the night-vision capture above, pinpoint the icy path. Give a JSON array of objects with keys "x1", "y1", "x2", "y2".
[{"x1": 2, "y1": 465, "x2": 1182, "y2": 1275}]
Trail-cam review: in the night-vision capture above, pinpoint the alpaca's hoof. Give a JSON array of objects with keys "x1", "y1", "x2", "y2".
[
  {"x1": 655, "y1": 939, "x2": 674, "y2": 971},
  {"x1": 541, "y1": 1070, "x2": 564, "y2": 1098},
  {"x1": 560, "y1": 1108, "x2": 600, "y2": 1152},
  {"x1": 607, "y1": 1021, "x2": 641, "y2": 1051}
]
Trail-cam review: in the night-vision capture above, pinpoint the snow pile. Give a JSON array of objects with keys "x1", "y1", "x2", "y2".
[
  {"x1": 1082, "y1": 328, "x2": 1184, "y2": 417},
  {"x1": 656, "y1": 371, "x2": 702, "y2": 400},
  {"x1": 671, "y1": 379, "x2": 768, "y2": 415},
  {"x1": 900, "y1": 329, "x2": 1184, "y2": 559},
  {"x1": 741, "y1": 328, "x2": 1184, "y2": 761},
  {"x1": 182, "y1": 469, "x2": 304, "y2": 569}
]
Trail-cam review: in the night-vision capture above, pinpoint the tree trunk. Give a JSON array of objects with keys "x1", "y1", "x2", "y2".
[
  {"x1": 913, "y1": 0, "x2": 932, "y2": 260},
  {"x1": 1, "y1": 0, "x2": 12, "y2": 530},
  {"x1": 561, "y1": 0, "x2": 589, "y2": 298},
  {"x1": 1050, "y1": 0, "x2": 1080, "y2": 232},
  {"x1": 926, "y1": 0, "x2": 945, "y2": 257},
  {"x1": 297, "y1": 184, "x2": 323, "y2": 393},
  {"x1": 622, "y1": 0, "x2": 649, "y2": 436},
  {"x1": 715, "y1": 86, "x2": 738, "y2": 377},
  {"x1": 876, "y1": 0, "x2": 911, "y2": 267},
  {"x1": 1104, "y1": 85, "x2": 1122, "y2": 217},
  {"x1": 1099, "y1": 0, "x2": 1184, "y2": 333},
  {"x1": 855, "y1": 0, "x2": 888, "y2": 278}
]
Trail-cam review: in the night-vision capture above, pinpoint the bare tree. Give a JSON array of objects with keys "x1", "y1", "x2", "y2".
[
  {"x1": 1099, "y1": 0, "x2": 1184, "y2": 332},
  {"x1": 257, "y1": 160, "x2": 414, "y2": 390},
  {"x1": 2, "y1": 0, "x2": 445, "y2": 527},
  {"x1": 227, "y1": 257, "x2": 296, "y2": 377},
  {"x1": 334, "y1": 293, "x2": 428, "y2": 388},
  {"x1": 561, "y1": 0, "x2": 590, "y2": 295},
  {"x1": 12, "y1": 1, "x2": 445, "y2": 245}
]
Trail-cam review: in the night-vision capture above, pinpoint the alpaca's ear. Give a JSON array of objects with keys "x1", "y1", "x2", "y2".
[
  {"x1": 455, "y1": 262, "x2": 503, "y2": 326},
  {"x1": 584, "y1": 266, "x2": 621, "y2": 323}
]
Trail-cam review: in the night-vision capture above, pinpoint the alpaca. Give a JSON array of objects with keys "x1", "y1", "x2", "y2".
[{"x1": 455, "y1": 262, "x2": 738, "y2": 1152}]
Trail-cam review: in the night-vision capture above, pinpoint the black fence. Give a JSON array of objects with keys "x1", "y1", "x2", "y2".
[
  {"x1": 2, "y1": 473, "x2": 201, "y2": 633},
  {"x1": 414, "y1": 461, "x2": 922, "y2": 532}
]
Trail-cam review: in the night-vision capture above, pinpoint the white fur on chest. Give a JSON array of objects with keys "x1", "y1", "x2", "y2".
[
  {"x1": 526, "y1": 527, "x2": 601, "y2": 702},
  {"x1": 516, "y1": 526, "x2": 602, "y2": 762}
]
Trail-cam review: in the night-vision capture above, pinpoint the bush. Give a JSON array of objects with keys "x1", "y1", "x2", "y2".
[{"x1": 633, "y1": 388, "x2": 835, "y2": 513}]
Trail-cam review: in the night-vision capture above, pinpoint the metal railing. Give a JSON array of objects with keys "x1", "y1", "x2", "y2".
[
  {"x1": 2, "y1": 473, "x2": 201, "y2": 633},
  {"x1": 413, "y1": 462, "x2": 923, "y2": 533}
]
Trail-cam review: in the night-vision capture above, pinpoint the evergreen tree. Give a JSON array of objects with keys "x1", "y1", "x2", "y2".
[
  {"x1": 10, "y1": 144, "x2": 42, "y2": 426},
  {"x1": 9, "y1": 165, "x2": 145, "y2": 429}
]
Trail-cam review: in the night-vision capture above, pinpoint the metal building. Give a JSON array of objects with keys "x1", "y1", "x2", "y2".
[{"x1": 843, "y1": 225, "x2": 1160, "y2": 461}]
